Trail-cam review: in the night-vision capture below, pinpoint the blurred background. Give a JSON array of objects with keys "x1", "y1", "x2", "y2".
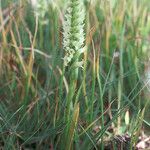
[{"x1": 0, "y1": 0, "x2": 150, "y2": 149}]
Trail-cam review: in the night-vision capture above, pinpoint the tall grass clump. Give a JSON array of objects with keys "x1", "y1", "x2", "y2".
[
  {"x1": 0, "y1": 0, "x2": 150, "y2": 149},
  {"x1": 62, "y1": 0, "x2": 85, "y2": 149}
]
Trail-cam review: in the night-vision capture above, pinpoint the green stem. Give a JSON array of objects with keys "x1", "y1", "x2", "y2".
[
  {"x1": 66, "y1": 66, "x2": 78, "y2": 121},
  {"x1": 97, "y1": 60, "x2": 104, "y2": 150}
]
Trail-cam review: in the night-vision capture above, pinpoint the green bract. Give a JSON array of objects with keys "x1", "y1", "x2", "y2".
[{"x1": 63, "y1": 0, "x2": 85, "y2": 66}]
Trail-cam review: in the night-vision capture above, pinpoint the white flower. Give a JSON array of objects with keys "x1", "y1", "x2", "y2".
[{"x1": 63, "y1": 0, "x2": 85, "y2": 66}]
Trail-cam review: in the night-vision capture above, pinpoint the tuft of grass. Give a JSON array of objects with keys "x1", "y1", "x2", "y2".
[{"x1": 0, "y1": 0, "x2": 150, "y2": 149}]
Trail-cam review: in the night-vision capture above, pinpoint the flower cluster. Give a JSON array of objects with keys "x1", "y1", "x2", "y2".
[
  {"x1": 63, "y1": 0, "x2": 85, "y2": 66},
  {"x1": 30, "y1": 0, "x2": 51, "y2": 24}
]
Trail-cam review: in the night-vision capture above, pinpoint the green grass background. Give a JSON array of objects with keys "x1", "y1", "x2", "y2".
[{"x1": 0, "y1": 0, "x2": 150, "y2": 149}]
